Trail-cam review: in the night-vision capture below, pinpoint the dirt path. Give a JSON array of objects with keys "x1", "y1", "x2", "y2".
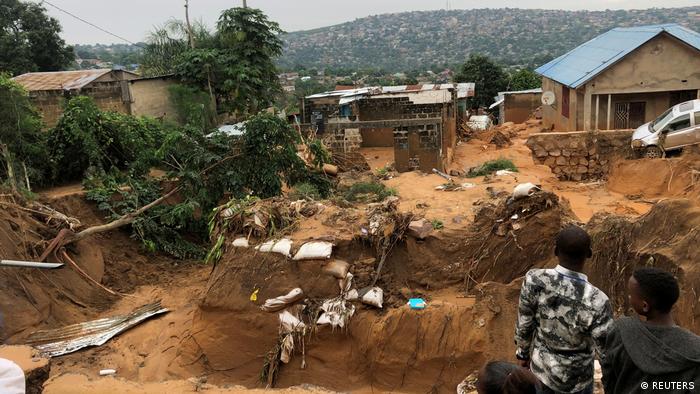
[{"x1": 361, "y1": 125, "x2": 649, "y2": 227}]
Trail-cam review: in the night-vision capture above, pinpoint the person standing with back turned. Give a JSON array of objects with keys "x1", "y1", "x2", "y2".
[
  {"x1": 514, "y1": 225, "x2": 613, "y2": 394},
  {"x1": 602, "y1": 267, "x2": 700, "y2": 393}
]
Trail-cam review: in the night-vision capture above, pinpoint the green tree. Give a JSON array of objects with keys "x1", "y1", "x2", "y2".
[
  {"x1": 0, "y1": 0, "x2": 73, "y2": 75},
  {"x1": 0, "y1": 74, "x2": 47, "y2": 192},
  {"x1": 455, "y1": 54, "x2": 508, "y2": 108},
  {"x1": 140, "y1": 19, "x2": 213, "y2": 77},
  {"x1": 214, "y1": 7, "x2": 284, "y2": 116},
  {"x1": 508, "y1": 69, "x2": 541, "y2": 91}
]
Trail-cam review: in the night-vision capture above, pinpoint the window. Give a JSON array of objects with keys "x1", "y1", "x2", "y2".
[
  {"x1": 695, "y1": 112, "x2": 700, "y2": 126},
  {"x1": 663, "y1": 114, "x2": 691, "y2": 133},
  {"x1": 561, "y1": 86, "x2": 570, "y2": 118}
]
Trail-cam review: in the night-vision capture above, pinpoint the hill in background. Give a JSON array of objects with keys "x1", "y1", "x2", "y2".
[{"x1": 279, "y1": 7, "x2": 700, "y2": 72}]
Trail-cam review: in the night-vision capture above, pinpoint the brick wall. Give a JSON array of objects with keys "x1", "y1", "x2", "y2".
[
  {"x1": 30, "y1": 81, "x2": 129, "y2": 128},
  {"x1": 526, "y1": 130, "x2": 634, "y2": 181}
]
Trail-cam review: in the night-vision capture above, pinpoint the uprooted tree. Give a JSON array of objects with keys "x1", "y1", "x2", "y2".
[
  {"x1": 0, "y1": 74, "x2": 48, "y2": 193},
  {"x1": 56, "y1": 98, "x2": 331, "y2": 259}
]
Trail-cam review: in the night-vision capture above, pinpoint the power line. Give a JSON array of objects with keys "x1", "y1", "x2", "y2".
[{"x1": 39, "y1": 0, "x2": 145, "y2": 47}]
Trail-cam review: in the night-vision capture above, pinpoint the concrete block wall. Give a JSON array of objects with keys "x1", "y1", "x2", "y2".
[
  {"x1": 328, "y1": 128, "x2": 362, "y2": 153},
  {"x1": 526, "y1": 130, "x2": 634, "y2": 181}
]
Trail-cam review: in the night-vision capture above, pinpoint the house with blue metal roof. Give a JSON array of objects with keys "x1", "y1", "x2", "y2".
[{"x1": 535, "y1": 24, "x2": 700, "y2": 131}]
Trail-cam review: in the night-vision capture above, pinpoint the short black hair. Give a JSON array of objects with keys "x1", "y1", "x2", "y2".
[
  {"x1": 480, "y1": 361, "x2": 518, "y2": 394},
  {"x1": 633, "y1": 267, "x2": 680, "y2": 313},
  {"x1": 480, "y1": 361, "x2": 538, "y2": 394},
  {"x1": 555, "y1": 225, "x2": 592, "y2": 261}
]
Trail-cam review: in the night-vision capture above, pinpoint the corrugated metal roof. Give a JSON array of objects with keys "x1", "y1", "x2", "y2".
[
  {"x1": 536, "y1": 24, "x2": 700, "y2": 88},
  {"x1": 498, "y1": 88, "x2": 543, "y2": 96},
  {"x1": 12, "y1": 69, "x2": 121, "y2": 91},
  {"x1": 307, "y1": 83, "x2": 475, "y2": 100},
  {"x1": 25, "y1": 301, "x2": 168, "y2": 357}
]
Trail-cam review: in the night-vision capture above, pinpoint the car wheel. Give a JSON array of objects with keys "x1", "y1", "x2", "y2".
[{"x1": 644, "y1": 146, "x2": 663, "y2": 159}]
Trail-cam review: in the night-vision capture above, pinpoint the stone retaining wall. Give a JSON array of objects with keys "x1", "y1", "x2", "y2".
[{"x1": 526, "y1": 130, "x2": 634, "y2": 181}]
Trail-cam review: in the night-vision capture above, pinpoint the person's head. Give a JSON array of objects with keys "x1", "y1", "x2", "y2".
[
  {"x1": 476, "y1": 361, "x2": 539, "y2": 394},
  {"x1": 554, "y1": 225, "x2": 592, "y2": 268},
  {"x1": 628, "y1": 267, "x2": 680, "y2": 317}
]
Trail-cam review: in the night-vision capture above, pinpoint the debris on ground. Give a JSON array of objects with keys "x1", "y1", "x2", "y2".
[
  {"x1": 408, "y1": 218, "x2": 433, "y2": 239},
  {"x1": 467, "y1": 159, "x2": 518, "y2": 178},
  {"x1": 24, "y1": 301, "x2": 169, "y2": 357},
  {"x1": 408, "y1": 298, "x2": 427, "y2": 309},
  {"x1": 435, "y1": 182, "x2": 476, "y2": 191}
]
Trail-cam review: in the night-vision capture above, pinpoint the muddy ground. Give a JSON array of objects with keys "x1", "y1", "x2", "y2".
[{"x1": 2, "y1": 120, "x2": 700, "y2": 393}]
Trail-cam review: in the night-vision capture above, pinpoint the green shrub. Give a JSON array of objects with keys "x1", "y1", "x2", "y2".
[
  {"x1": 289, "y1": 182, "x2": 321, "y2": 200},
  {"x1": 467, "y1": 158, "x2": 518, "y2": 177},
  {"x1": 47, "y1": 96, "x2": 166, "y2": 182},
  {"x1": 431, "y1": 219, "x2": 444, "y2": 230},
  {"x1": 344, "y1": 181, "x2": 396, "y2": 202}
]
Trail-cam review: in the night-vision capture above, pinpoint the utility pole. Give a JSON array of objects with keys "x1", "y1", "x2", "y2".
[
  {"x1": 242, "y1": 0, "x2": 247, "y2": 7},
  {"x1": 184, "y1": 0, "x2": 195, "y2": 49}
]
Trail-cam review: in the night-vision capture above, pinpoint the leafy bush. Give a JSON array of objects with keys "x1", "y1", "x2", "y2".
[
  {"x1": 168, "y1": 84, "x2": 217, "y2": 131},
  {"x1": 467, "y1": 158, "x2": 518, "y2": 177},
  {"x1": 47, "y1": 96, "x2": 166, "y2": 182},
  {"x1": 344, "y1": 181, "x2": 396, "y2": 202},
  {"x1": 289, "y1": 182, "x2": 321, "y2": 201},
  {"x1": 307, "y1": 139, "x2": 330, "y2": 169},
  {"x1": 0, "y1": 74, "x2": 48, "y2": 191}
]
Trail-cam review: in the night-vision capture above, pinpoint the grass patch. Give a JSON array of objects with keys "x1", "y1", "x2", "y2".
[
  {"x1": 431, "y1": 219, "x2": 444, "y2": 230},
  {"x1": 467, "y1": 158, "x2": 518, "y2": 177},
  {"x1": 344, "y1": 181, "x2": 397, "y2": 203},
  {"x1": 289, "y1": 182, "x2": 321, "y2": 201}
]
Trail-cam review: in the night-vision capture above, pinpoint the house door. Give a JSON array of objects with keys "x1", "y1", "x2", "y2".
[
  {"x1": 614, "y1": 102, "x2": 646, "y2": 129},
  {"x1": 629, "y1": 102, "x2": 646, "y2": 128}
]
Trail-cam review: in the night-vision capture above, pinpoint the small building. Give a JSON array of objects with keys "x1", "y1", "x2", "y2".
[
  {"x1": 303, "y1": 83, "x2": 474, "y2": 172},
  {"x1": 535, "y1": 24, "x2": 700, "y2": 131},
  {"x1": 490, "y1": 88, "x2": 543, "y2": 124},
  {"x1": 12, "y1": 69, "x2": 179, "y2": 127}
]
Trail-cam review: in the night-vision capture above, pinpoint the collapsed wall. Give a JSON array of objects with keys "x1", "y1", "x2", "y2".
[
  {"x1": 585, "y1": 199, "x2": 700, "y2": 333},
  {"x1": 526, "y1": 130, "x2": 633, "y2": 181}
]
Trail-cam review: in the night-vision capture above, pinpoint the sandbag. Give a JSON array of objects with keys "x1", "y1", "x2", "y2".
[
  {"x1": 280, "y1": 334, "x2": 294, "y2": 364},
  {"x1": 255, "y1": 238, "x2": 292, "y2": 257},
  {"x1": 261, "y1": 288, "x2": 304, "y2": 312},
  {"x1": 292, "y1": 241, "x2": 333, "y2": 260},
  {"x1": 316, "y1": 298, "x2": 355, "y2": 329},
  {"x1": 232, "y1": 237, "x2": 249, "y2": 248},
  {"x1": 338, "y1": 272, "x2": 353, "y2": 294},
  {"x1": 360, "y1": 287, "x2": 384, "y2": 308},
  {"x1": 344, "y1": 289, "x2": 359, "y2": 301},
  {"x1": 279, "y1": 309, "x2": 306, "y2": 334},
  {"x1": 323, "y1": 259, "x2": 349, "y2": 279}
]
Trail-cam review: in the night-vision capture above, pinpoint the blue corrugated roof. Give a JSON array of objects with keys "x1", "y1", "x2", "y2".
[{"x1": 535, "y1": 24, "x2": 700, "y2": 88}]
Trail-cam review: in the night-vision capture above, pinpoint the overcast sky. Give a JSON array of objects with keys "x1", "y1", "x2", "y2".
[{"x1": 34, "y1": 0, "x2": 698, "y2": 45}]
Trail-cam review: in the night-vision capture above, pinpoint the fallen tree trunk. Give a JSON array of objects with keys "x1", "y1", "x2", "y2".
[{"x1": 66, "y1": 186, "x2": 181, "y2": 244}]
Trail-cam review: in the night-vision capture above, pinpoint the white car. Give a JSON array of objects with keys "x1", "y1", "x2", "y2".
[{"x1": 631, "y1": 99, "x2": 700, "y2": 158}]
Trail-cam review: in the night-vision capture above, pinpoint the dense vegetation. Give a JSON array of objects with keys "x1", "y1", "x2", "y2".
[
  {"x1": 278, "y1": 7, "x2": 700, "y2": 72},
  {"x1": 0, "y1": 0, "x2": 74, "y2": 75}
]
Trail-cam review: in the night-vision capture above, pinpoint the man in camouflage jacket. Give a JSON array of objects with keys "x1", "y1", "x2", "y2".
[{"x1": 515, "y1": 225, "x2": 613, "y2": 394}]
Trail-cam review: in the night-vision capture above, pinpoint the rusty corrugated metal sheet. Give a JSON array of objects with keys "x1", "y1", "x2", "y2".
[
  {"x1": 12, "y1": 69, "x2": 113, "y2": 91},
  {"x1": 25, "y1": 301, "x2": 169, "y2": 357}
]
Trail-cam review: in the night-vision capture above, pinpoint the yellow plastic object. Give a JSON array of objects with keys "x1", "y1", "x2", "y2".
[{"x1": 250, "y1": 288, "x2": 259, "y2": 302}]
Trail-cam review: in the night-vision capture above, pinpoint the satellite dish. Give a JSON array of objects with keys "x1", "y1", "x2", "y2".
[{"x1": 541, "y1": 91, "x2": 556, "y2": 106}]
